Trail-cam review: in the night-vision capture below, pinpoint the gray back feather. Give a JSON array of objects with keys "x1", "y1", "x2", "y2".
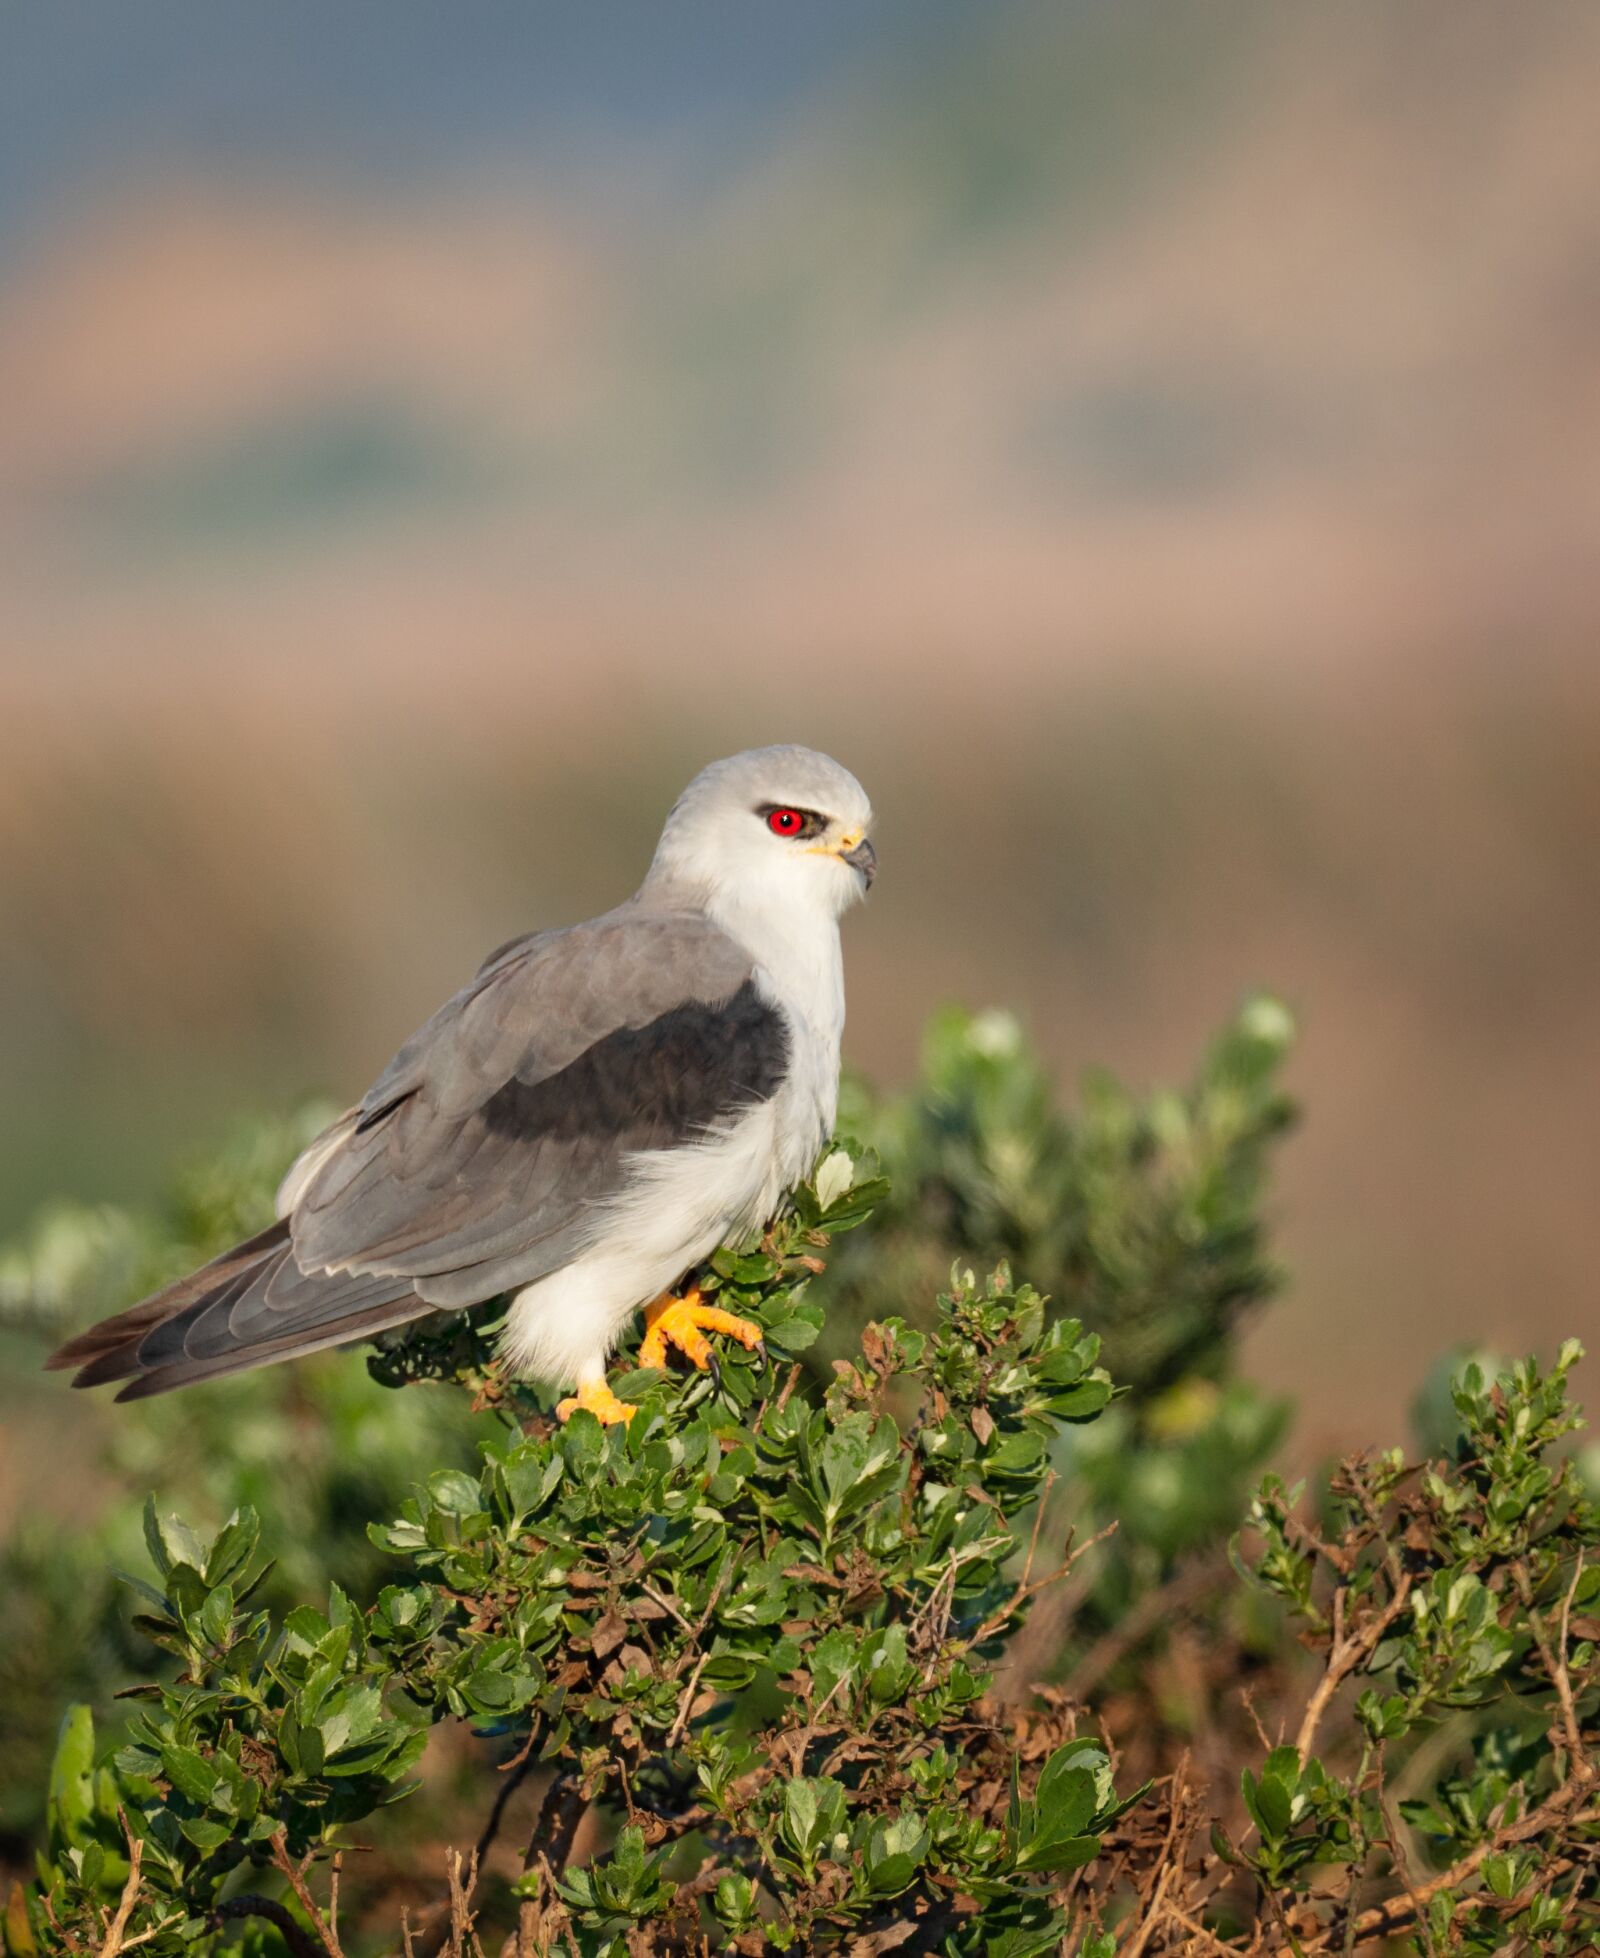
[{"x1": 289, "y1": 904, "x2": 785, "y2": 1304}]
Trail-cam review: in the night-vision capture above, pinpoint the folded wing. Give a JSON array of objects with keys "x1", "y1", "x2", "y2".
[{"x1": 48, "y1": 908, "x2": 789, "y2": 1397}]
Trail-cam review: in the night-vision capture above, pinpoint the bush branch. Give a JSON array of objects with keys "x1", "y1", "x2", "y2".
[
  {"x1": 1294, "y1": 1575, "x2": 1411, "y2": 1765},
  {"x1": 214, "y1": 1898, "x2": 328, "y2": 1958},
  {"x1": 1351, "y1": 1761, "x2": 1598, "y2": 1942}
]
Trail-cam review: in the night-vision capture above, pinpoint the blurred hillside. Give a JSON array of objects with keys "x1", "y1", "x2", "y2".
[{"x1": 2, "y1": 0, "x2": 1598, "y2": 1449}]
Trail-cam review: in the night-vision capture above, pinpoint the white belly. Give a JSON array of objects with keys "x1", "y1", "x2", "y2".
[{"x1": 499, "y1": 995, "x2": 835, "y2": 1388}]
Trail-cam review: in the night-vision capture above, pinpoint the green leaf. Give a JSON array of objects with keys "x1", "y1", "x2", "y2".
[
  {"x1": 781, "y1": 1776, "x2": 846, "y2": 1867},
  {"x1": 177, "y1": 1816, "x2": 233, "y2": 1852},
  {"x1": 1482, "y1": 1852, "x2": 1515, "y2": 1898},
  {"x1": 202, "y1": 1508, "x2": 260, "y2": 1589},
  {"x1": 502, "y1": 1450, "x2": 562, "y2": 1519},
  {"x1": 782, "y1": 1776, "x2": 819, "y2": 1853},
  {"x1": 160, "y1": 1746, "x2": 219, "y2": 1806},
  {"x1": 142, "y1": 1498, "x2": 206, "y2": 1581},
  {"x1": 46, "y1": 1707, "x2": 97, "y2": 1850},
  {"x1": 428, "y1": 1469, "x2": 484, "y2": 1517},
  {"x1": 318, "y1": 1683, "x2": 385, "y2": 1757},
  {"x1": 764, "y1": 1315, "x2": 821, "y2": 1353},
  {"x1": 1014, "y1": 1832, "x2": 1102, "y2": 1874},
  {"x1": 865, "y1": 1812, "x2": 929, "y2": 1895},
  {"x1": 1043, "y1": 1377, "x2": 1114, "y2": 1419},
  {"x1": 1242, "y1": 1766, "x2": 1293, "y2": 1843},
  {"x1": 1033, "y1": 1750, "x2": 1101, "y2": 1840},
  {"x1": 1012, "y1": 1744, "x2": 1113, "y2": 1874},
  {"x1": 198, "y1": 1583, "x2": 234, "y2": 1648},
  {"x1": 711, "y1": 1870, "x2": 756, "y2": 1929}
]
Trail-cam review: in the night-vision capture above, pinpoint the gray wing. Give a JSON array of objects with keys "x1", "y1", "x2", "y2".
[
  {"x1": 290, "y1": 907, "x2": 789, "y2": 1302},
  {"x1": 48, "y1": 907, "x2": 790, "y2": 1397}
]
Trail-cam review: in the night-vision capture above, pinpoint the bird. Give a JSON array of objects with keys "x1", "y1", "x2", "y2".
[{"x1": 47, "y1": 746, "x2": 876, "y2": 1424}]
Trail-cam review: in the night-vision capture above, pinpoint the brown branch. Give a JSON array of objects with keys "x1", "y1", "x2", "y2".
[
  {"x1": 327, "y1": 1852, "x2": 341, "y2": 1958},
  {"x1": 1516, "y1": 1557, "x2": 1587, "y2": 1765},
  {"x1": 85, "y1": 1822, "x2": 180, "y2": 1958},
  {"x1": 1351, "y1": 1760, "x2": 1598, "y2": 1942},
  {"x1": 444, "y1": 1851, "x2": 485, "y2": 1958},
  {"x1": 1377, "y1": 1778, "x2": 1436, "y2": 1958},
  {"x1": 637, "y1": 1583, "x2": 695, "y2": 1635},
  {"x1": 968, "y1": 1521, "x2": 1117, "y2": 1650},
  {"x1": 215, "y1": 1898, "x2": 328, "y2": 1958},
  {"x1": 1122, "y1": 1764, "x2": 1192, "y2": 1958},
  {"x1": 500, "y1": 1774, "x2": 589, "y2": 1958},
  {"x1": 1018, "y1": 1470, "x2": 1057, "y2": 1593},
  {"x1": 664, "y1": 1566, "x2": 728, "y2": 1687},
  {"x1": 1294, "y1": 1575, "x2": 1411, "y2": 1765},
  {"x1": 92, "y1": 1929, "x2": 174, "y2": 1956},
  {"x1": 96, "y1": 1825, "x2": 144, "y2": 1958},
  {"x1": 1163, "y1": 1903, "x2": 1243, "y2": 1955},
  {"x1": 416, "y1": 1761, "x2": 537, "y2": 1958},
  {"x1": 1342, "y1": 1461, "x2": 1406, "y2": 1590},
  {"x1": 1552, "y1": 1558, "x2": 1591, "y2": 1744},
  {"x1": 1123, "y1": 1865, "x2": 1175, "y2": 1958},
  {"x1": 646, "y1": 1801, "x2": 715, "y2": 1847},
  {"x1": 666, "y1": 1650, "x2": 711, "y2": 1749},
  {"x1": 1240, "y1": 1685, "x2": 1276, "y2": 1754},
  {"x1": 470, "y1": 1750, "x2": 539, "y2": 1879},
  {"x1": 524, "y1": 1773, "x2": 588, "y2": 1879},
  {"x1": 268, "y1": 1832, "x2": 344, "y2": 1958},
  {"x1": 40, "y1": 1884, "x2": 92, "y2": 1957},
  {"x1": 1258, "y1": 1875, "x2": 1311, "y2": 1958},
  {"x1": 1339, "y1": 1846, "x2": 1367, "y2": 1958}
]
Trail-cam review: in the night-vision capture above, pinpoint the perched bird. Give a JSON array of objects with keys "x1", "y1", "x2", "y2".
[{"x1": 49, "y1": 746, "x2": 875, "y2": 1423}]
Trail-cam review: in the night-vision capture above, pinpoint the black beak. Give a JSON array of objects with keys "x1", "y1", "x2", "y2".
[{"x1": 843, "y1": 837, "x2": 877, "y2": 888}]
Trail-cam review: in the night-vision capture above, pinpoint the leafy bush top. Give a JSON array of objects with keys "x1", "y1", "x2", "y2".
[
  {"x1": 6, "y1": 1001, "x2": 1598, "y2": 1955},
  {"x1": 28, "y1": 1164, "x2": 1132, "y2": 1958}
]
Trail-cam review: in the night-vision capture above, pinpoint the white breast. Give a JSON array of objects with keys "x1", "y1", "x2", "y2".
[{"x1": 499, "y1": 942, "x2": 844, "y2": 1389}]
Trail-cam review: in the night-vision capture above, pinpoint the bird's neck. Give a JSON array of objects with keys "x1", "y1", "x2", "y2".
[{"x1": 706, "y1": 889, "x2": 846, "y2": 1048}]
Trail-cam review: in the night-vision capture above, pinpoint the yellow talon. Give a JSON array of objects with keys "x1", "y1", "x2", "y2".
[
  {"x1": 556, "y1": 1379, "x2": 636, "y2": 1426},
  {"x1": 639, "y1": 1286, "x2": 764, "y2": 1372}
]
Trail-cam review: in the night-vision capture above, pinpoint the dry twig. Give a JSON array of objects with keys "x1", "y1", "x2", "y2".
[{"x1": 95, "y1": 1831, "x2": 143, "y2": 1958}]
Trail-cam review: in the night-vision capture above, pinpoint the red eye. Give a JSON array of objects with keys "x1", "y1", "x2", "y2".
[{"x1": 767, "y1": 807, "x2": 804, "y2": 836}]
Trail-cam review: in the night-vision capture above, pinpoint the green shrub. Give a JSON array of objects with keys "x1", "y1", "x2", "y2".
[{"x1": 4, "y1": 1004, "x2": 1596, "y2": 1954}]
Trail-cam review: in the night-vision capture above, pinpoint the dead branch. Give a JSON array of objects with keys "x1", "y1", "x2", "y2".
[{"x1": 95, "y1": 1827, "x2": 144, "y2": 1958}]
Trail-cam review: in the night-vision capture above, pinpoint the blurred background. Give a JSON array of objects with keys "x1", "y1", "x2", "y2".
[{"x1": 3, "y1": 0, "x2": 1598, "y2": 1479}]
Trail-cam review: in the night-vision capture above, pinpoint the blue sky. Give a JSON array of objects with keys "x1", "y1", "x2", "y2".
[{"x1": 2, "y1": 0, "x2": 979, "y2": 250}]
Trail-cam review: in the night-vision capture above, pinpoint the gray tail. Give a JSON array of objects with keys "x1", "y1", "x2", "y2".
[{"x1": 46, "y1": 1218, "x2": 432, "y2": 1400}]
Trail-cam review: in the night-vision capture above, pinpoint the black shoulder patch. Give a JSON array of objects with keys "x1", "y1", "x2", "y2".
[{"x1": 480, "y1": 979, "x2": 790, "y2": 1152}]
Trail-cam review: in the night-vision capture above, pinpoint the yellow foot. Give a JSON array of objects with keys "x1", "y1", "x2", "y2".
[
  {"x1": 639, "y1": 1286, "x2": 764, "y2": 1373},
  {"x1": 555, "y1": 1379, "x2": 636, "y2": 1426}
]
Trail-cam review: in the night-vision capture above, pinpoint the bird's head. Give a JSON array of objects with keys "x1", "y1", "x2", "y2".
[{"x1": 647, "y1": 746, "x2": 876, "y2": 922}]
